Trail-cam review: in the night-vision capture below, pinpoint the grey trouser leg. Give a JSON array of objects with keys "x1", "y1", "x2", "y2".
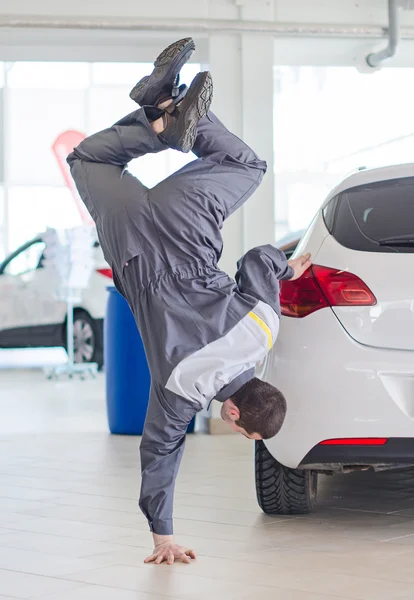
[
  {"x1": 67, "y1": 108, "x2": 166, "y2": 272},
  {"x1": 139, "y1": 381, "x2": 197, "y2": 535},
  {"x1": 191, "y1": 111, "x2": 267, "y2": 219},
  {"x1": 153, "y1": 112, "x2": 267, "y2": 221},
  {"x1": 67, "y1": 108, "x2": 165, "y2": 224},
  {"x1": 146, "y1": 111, "x2": 267, "y2": 264}
]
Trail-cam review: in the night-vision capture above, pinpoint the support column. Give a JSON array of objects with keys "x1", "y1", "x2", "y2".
[
  {"x1": 240, "y1": 0, "x2": 275, "y2": 250},
  {"x1": 208, "y1": 32, "x2": 244, "y2": 278},
  {"x1": 206, "y1": 0, "x2": 275, "y2": 433},
  {"x1": 204, "y1": 32, "x2": 243, "y2": 430}
]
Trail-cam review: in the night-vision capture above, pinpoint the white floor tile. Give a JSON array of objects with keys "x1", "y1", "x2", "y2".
[
  {"x1": 60, "y1": 564, "x2": 303, "y2": 600},
  {"x1": 0, "y1": 546, "x2": 119, "y2": 577},
  {"x1": 0, "y1": 569, "x2": 83, "y2": 598},
  {"x1": 0, "y1": 486, "x2": 62, "y2": 502},
  {"x1": 5, "y1": 516, "x2": 145, "y2": 542},
  {"x1": 3, "y1": 369, "x2": 414, "y2": 599},
  {"x1": 31, "y1": 584, "x2": 167, "y2": 600},
  {"x1": 49, "y1": 493, "x2": 139, "y2": 512},
  {"x1": 0, "y1": 498, "x2": 59, "y2": 513},
  {"x1": 0, "y1": 530, "x2": 134, "y2": 558},
  {"x1": 27, "y1": 505, "x2": 147, "y2": 529}
]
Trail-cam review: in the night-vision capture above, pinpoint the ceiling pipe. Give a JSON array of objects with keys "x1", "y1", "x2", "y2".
[
  {"x1": 2, "y1": 14, "x2": 414, "y2": 39},
  {"x1": 366, "y1": 0, "x2": 401, "y2": 67}
]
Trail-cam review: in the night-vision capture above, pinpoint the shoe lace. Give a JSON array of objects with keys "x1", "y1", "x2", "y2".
[{"x1": 171, "y1": 73, "x2": 180, "y2": 98}]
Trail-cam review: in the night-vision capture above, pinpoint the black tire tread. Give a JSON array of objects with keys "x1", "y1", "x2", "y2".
[{"x1": 255, "y1": 440, "x2": 317, "y2": 515}]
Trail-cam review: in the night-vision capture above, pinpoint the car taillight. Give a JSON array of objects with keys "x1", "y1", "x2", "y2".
[
  {"x1": 280, "y1": 265, "x2": 376, "y2": 318},
  {"x1": 97, "y1": 268, "x2": 113, "y2": 279},
  {"x1": 320, "y1": 438, "x2": 388, "y2": 445}
]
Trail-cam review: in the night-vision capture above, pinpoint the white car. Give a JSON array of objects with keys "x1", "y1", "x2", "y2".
[
  {"x1": 0, "y1": 234, "x2": 113, "y2": 368},
  {"x1": 256, "y1": 164, "x2": 414, "y2": 514}
]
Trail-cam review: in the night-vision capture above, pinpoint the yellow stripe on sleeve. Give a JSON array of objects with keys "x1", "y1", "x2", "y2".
[{"x1": 248, "y1": 311, "x2": 273, "y2": 350}]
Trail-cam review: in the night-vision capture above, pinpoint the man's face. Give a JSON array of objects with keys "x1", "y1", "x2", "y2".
[{"x1": 220, "y1": 401, "x2": 262, "y2": 440}]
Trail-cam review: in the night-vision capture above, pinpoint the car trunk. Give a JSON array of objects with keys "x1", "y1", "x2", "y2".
[{"x1": 317, "y1": 177, "x2": 414, "y2": 351}]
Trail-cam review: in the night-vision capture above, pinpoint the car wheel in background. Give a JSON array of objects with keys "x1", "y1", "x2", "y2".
[
  {"x1": 64, "y1": 310, "x2": 104, "y2": 370},
  {"x1": 255, "y1": 440, "x2": 318, "y2": 514}
]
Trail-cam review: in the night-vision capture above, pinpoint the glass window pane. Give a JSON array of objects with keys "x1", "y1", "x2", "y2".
[
  {"x1": 8, "y1": 186, "x2": 82, "y2": 252},
  {"x1": 327, "y1": 178, "x2": 414, "y2": 254},
  {"x1": 7, "y1": 62, "x2": 90, "y2": 89},
  {"x1": 4, "y1": 241, "x2": 46, "y2": 276},
  {"x1": 87, "y1": 79, "x2": 197, "y2": 189},
  {"x1": 5, "y1": 60, "x2": 203, "y2": 259},
  {"x1": 8, "y1": 88, "x2": 86, "y2": 186},
  {"x1": 274, "y1": 66, "x2": 414, "y2": 237},
  {"x1": 91, "y1": 61, "x2": 200, "y2": 88},
  {"x1": 87, "y1": 86, "x2": 137, "y2": 133},
  {"x1": 92, "y1": 63, "x2": 151, "y2": 86}
]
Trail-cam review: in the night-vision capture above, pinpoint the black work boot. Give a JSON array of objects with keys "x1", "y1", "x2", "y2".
[
  {"x1": 158, "y1": 71, "x2": 213, "y2": 153},
  {"x1": 130, "y1": 37, "x2": 195, "y2": 107}
]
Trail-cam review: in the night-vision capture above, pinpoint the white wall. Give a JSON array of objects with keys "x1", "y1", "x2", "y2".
[
  {"x1": 2, "y1": 0, "x2": 414, "y2": 63},
  {"x1": 2, "y1": 0, "x2": 414, "y2": 264},
  {"x1": 2, "y1": 0, "x2": 414, "y2": 25},
  {"x1": 2, "y1": 0, "x2": 414, "y2": 420}
]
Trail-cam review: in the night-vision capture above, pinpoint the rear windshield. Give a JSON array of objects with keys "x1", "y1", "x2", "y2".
[{"x1": 323, "y1": 177, "x2": 414, "y2": 253}]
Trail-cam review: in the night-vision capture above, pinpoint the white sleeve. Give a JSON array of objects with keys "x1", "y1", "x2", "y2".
[{"x1": 165, "y1": 301, "x2": 279, "y2": 407}]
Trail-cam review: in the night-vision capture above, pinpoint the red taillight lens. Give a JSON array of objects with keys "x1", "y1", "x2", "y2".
[
  {"x1": 312, "y1": 265, "x2": 377, "y2": 307},
  {"x1": 97, "y1": 268, "x2": 113, "y2": 279},
  {"x1": 280, "y1": 265, "x2": 376, "y2": 318},
  {"x1": 320, "y1": 438, "x2": 388, "y2": 446},
  {"x1": 279, "y1": 267, "x2": 329, "y2": 318}
]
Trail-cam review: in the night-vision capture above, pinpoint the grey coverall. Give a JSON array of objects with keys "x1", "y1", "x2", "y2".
[{"x1": 67, "y1": 108, "x2": 293, "y2": 535}]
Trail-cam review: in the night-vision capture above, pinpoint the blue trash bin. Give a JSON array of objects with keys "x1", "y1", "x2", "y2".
[
  {"x1": 104, "y1": 287, "x2": 195, "y2": 435},
  {"x1": 105, "y1": 287, "x2": 150, "y2": 435}
]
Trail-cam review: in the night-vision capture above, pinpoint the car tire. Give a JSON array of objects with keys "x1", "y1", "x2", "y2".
[
  {"x1": 64, "y1": 310, "x2": 104, "y2": 370},
  {"x1": 255, "y1": 440, "x2": 317, "y2": 515}
]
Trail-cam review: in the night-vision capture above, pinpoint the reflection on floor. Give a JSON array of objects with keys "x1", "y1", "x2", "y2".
[
  {"x1": 0, "y1": 348, "x2": 68, "y2": 369},
  {"x1": 1, "y1": 368, "x2": 414, "y2": 599}
]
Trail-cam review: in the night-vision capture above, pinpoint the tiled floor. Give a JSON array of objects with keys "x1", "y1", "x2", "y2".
[{"x1": 2, "y1": 367, "x2": 414, "y2": 598}]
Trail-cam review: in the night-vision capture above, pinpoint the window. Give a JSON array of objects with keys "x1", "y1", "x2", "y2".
[
  {"x1": 3, "y1": 241, "x2": 46, "y2": 275},
  {"x1": 7, "y1": 62, "x2": 90, "y2": 89},
  {"x1": 8, "y1": 186, "x2": 82, "y2": 252},
  {"x1": 323, "y1": 177, "x2": 414, "y2": 253},
  {"x1": 1, "y1": 60, "x2": 201, "y2": 260},
  {"x1": 274, "y1": 66, "x2": 414, "y2": 240}
]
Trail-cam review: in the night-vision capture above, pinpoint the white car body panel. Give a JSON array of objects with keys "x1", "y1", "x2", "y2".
[
  {"x1": 263, "y1": 164, "x2": 414, "y2": 469},
  {"x1": 317, "y1": 234, "x2": 414, "y2": 351},
  {"x1": 0, "y1": 235, "x2": 112, "y2": 343},
  {"x1": 0, "y1": 273, "x2": 19, "y2": 330},
  {"x1": 260, "y1": 309, "x2": 414, "y2": 469}
]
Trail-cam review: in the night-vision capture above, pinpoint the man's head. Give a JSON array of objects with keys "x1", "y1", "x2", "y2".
[{"x1": 220, "y1": 377, "x2": 287, "y2": 440}]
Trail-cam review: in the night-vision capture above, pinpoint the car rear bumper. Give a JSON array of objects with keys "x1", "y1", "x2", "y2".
[
  {"x1": 260, "y1": 308, "x2": 414, "y2": 469},
  {"x1": 301, "y1": 437, "x2": 414, "y2": 469}
]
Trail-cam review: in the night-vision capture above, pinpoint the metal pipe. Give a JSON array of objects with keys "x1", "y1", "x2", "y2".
[
  {"x1": 366, "y1": 0, "x2": 400, "y2": 67},
  {"x1": 1, "y1": 14, "x2": 414, "y2": 39}
]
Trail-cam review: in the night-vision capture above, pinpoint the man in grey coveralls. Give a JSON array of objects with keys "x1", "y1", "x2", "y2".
[{"x1": 67, "y1": 38, "x2": 311, "y2": 565}]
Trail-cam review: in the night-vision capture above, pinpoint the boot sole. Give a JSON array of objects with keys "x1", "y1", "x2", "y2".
[
  {"x1": 179, "y1": 72, "x2": 213, "y2": 153},
  {"x1": 130, "y1": 38, "x2": 195, "y2": 105}
]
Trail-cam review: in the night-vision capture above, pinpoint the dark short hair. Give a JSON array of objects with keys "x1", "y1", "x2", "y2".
[{"x1": 231, "y1": 377, "x2": 287, "y2": 439}]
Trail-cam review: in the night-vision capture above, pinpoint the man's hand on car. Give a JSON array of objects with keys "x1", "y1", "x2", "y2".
[
  {"x1": 144, "y1": 534, "x2": 196, "y2": 565},
  {"x1": 288, "y1": 252, "x2": 312, "y2": 280}
]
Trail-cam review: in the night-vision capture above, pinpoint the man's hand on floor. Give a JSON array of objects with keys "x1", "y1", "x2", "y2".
[
  {"x1": 144, "y1": 534, "x2": 196, "y2": 565},
  {"x1": 288, "y1": 252, "x2": 312, "y2": 280}
]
